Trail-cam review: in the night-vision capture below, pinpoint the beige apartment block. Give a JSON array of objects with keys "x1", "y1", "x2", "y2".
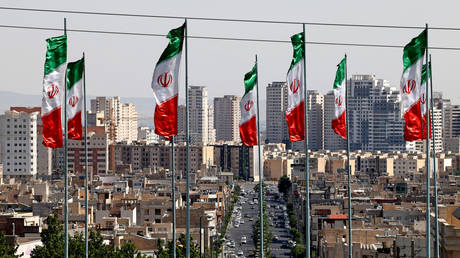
[{"x1": 263, "y1": 157, "x2": 293, "y2": 180}]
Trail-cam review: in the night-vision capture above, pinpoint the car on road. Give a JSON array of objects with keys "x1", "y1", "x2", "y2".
[
  {"x1": 237, "y1": 250, "x2": 244, "y2": 256},
  {"x1": 241, "y1": 236, "x2": 247, "y2": 244},
  {"x1": 227, "y1": 241, "x2": 236, "y2": 248},
  {"x1": 249, "y1": 218, "x2": 254, "y2": 221}
]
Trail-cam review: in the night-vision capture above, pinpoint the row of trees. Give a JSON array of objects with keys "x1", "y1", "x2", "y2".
[
  {"x1": 31, "y1": 215, "x2": 146, "y2": 258},
  {"x1": 253, "y1": 184, "x2": 273, "y2": 257}
]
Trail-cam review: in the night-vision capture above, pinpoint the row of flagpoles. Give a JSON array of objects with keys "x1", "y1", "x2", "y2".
[
  {"x1": 40, "y1": 18, "x2": 439, "y2": 258},
  {"x1": 41, "y1": 20, "x2": 88, "y2": 258}
]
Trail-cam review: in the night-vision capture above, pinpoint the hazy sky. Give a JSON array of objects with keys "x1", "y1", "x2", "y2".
[{"x1": 1, "y1": 0, "x2": 460, "y2": 106}]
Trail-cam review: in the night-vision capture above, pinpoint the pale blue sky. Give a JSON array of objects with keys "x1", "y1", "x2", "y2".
[{"x1": 1, "y1": 0, "x2": 460, "y2": 104}]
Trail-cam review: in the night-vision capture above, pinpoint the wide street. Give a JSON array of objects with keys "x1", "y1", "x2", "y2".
[
  {"x1": 223, "y1": 183, "x2": 292, "y2": 258},
  {"x1": 265, "y1": 183, "x2": 293, "y2": 257}
]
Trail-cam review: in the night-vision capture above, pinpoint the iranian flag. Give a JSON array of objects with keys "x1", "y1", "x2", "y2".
[
  {"x1": 151, "y1": 23, "x2": 185, "y2": 139},
  {"x1": 285, "y1": 32, "x2": 305, "y2": 142},
  {"x1": 332, "y1": 57, "x2": 347, "y2": 139},
  {"x1": 400, "y1": 29, "x2": 427, "y2": 141},
  {"x1": 41, "y1": 34, "x2": 67, "y2": 148},
  {"x1": 239, "y1": 63, "x2": 258, "y2": 146},
  {"x1": 420, "y1": 62, "x2": 432, "y2": 139},
  {"x1": 66, "y1": 57, "x2": 85, "y2": 140}
]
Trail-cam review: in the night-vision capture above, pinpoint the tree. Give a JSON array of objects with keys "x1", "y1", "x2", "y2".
[
  {"x1": 156, "y1": 234, "x2": 200, "y2": 258},
  {"x1": 114, "y1": 242, "x2": 146, "y2": 258},
  {"x1": 278, "y1": 175, "x2": 292, "y2": 195},
  {"x1": 291, "y1": 244, "x2": 306, "y2": 258},
  {"x1": 31, "y1": 214, "x2": 64, "y2": 258},
  {"x1": 31, "y1": 214, "x2": 146, "y2": 258},
  {"x1": 0, "y1": 232, "x2": 21, "y2": 258}
]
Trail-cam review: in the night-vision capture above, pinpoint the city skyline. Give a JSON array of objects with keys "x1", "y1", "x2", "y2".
[
  {"x1": 1, "y1": 1, "x2": 460, "y2": 104},
  {"x1": 1, "y1": 2, "x2": 460, "y2": 257}
]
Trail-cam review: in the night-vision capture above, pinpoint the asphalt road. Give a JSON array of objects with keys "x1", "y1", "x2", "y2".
[
  {"x1": 224, "y1": 183, "x2": 259, "y2": 257},
  {"x1": 223, "y1": 183, "x2": 292, "y2": 258},
  {"x1": 265, "y1": 184, "x2": 293, "y2": 258}
]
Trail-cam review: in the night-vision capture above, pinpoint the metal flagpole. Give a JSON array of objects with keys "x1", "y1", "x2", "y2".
[
  {"x1": 302, "y1": 23, "x2": 311, "y2": 258},
  {"x1": 184, "y1": 18, "x2": 191, "y2": 258},
  {"x1": 255, "y1": 55, "x2": 264, "y2": 258},
  {"x1": 345, "y1": 54, "x2": 353, "y2": 258},
  {"x1": 171, "y1": 136, "x2": 176, "y2": 258},
  {"x1": 428, "y1": 55, "x2": 439, "y2": 258},
  {"x1": 63, "y1": 17, "x2": 69, "y2": 258},
  {"x1": 424, "y1": 23, "x2": 431, "y2": 258},
  {"x1": 83, "y1": 53, "x2": 89, "y2": 258}
]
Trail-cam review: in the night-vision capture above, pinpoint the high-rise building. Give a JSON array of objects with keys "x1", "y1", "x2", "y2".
[
  {"x1": 138, "y1": 126, "x2": 159, "y2": 144},
  {"x1": 348, "y1": 75, "x2": 405, "y2": 152},
  {"x1": 87, "y1": 111, "x2": 105, "y2": 127},
  {"x1": 291, "y1": 91, "x2": 325, "y2": 152},
  {"x1": 307, "y1": 90, "x2": 324, "y2": 151},
  {"x1": 414, "y1": 106, "x2": 444, "y2": 153},
  {"x1": 0, "y1": 110, "x2": 38, "y2": 176},
  {"x1": 91, "y1": 96, "x2": 138, "y2": 143},
  {"x1": 188, "y1": 86, "x2": 209, "y2": 144},
  {"x1": 177, "y1": 105, "x2": 186, "y2": 142},
  {"x1": 119, "y1": 103, "x2": 138, "y2": 142},
  {"x1": 207, "y1": 105, "x2": 216, "y2": 143},
  {"x1": 324, "y1": 91, "x2": 347, "y2": 151},
  {"x1": 214, "y1": 95, "x2": 241, "y2": 143},
  {"x1": 176, "y1": 86, "x2": 214, "y2": 145},
  {"x1": 266, "y1": 82, "x2": 289, "y2": 144},
  {"x1": 444, "y1": 104, "x2": 460, "y2": 138}
]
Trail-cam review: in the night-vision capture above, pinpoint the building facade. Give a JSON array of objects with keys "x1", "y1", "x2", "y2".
[
  {"x1": 213, "y1": 95, "x2": 241, "y2": 143},
  {"x1": 324, "y1": 91, "x2": 347, "y2": 151},
  {"x1": 0, "y1": 110, "x2": 38, "y2": 176},
  {"x1": 307, "y1": 90, "x2": 324, "y2": 151},
  {"x1": 52, "y1": 126, "x2": 109, "y2": 175},
  {"x1": 91, "y1": 97, "x2": 138, "y2": 143},
  {"x1": 348, "y1": 75, "x2": 405, "y2": 152},
  {"x1": 266, "y1": 82, "x2": 289, "y2": 145},
  {"x1": 110, "y1": 142, "x2": 214, "y2": 174}
]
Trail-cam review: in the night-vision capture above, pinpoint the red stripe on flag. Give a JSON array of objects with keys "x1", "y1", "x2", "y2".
[
  {"x1": 403, "y1": 100, "x2": 423, "y2": 141},
  {"x1": 41, "y1": 107, "x2": 63, "y2": 148},
  {"x1": 68, "y1": 111, "x2": 82, "y2": 140},
  {"x1": 332, "y1": 111, "x2": 347, "y2": 139},
  {"x1": 421, "y1": 112, "x2": 432, "y2": 140},
  {"x1": 154, "y1": 95, "x2": 178, "y2": 139},
  {"x1": 285, "y1": 100, "x2": 305, "y2": 142},
  {"x1": 239, "y1": 115, "x2": 258, "y2": 146}
]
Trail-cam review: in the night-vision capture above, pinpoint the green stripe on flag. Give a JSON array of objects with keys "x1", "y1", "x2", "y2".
[
  {"x1": 333, "y1": 57, "x2": 346, "y2": 89},
  {"x1": 288, "y1": 32, "x2": 305, "y2": 72},
  {"x1": 243, "y1": 63, "x2": 257, "y2": 96},
  {"x1": 44, "y1": 34, "x2": 67, "y2": 75},
  {"x1": 421, "y1": 62, "x2": 431, "y2": 85},
  {"x1": 403, "y1": 29, "x2": 427, "y2": 72},
  {"x1": 66, "y1": 57, "x2": 85, "y2": 90},
  {"x1": 157, "y1": 22, "x2": 186, "y2": 65}
]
